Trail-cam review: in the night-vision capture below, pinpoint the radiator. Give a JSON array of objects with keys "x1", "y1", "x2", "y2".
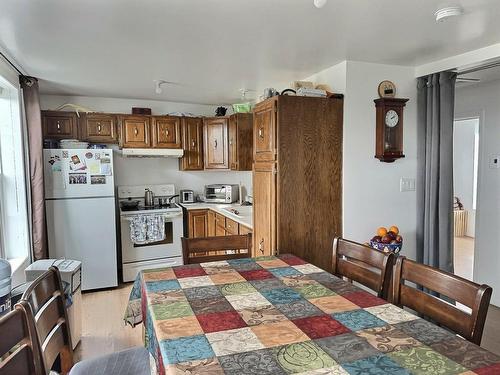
[{"x1": 454, "y1": 210, "x2": 468, "y2": 237}]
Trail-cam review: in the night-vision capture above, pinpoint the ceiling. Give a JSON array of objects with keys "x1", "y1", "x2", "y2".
[{"x1": 2, "y1": 0, "x2": 500, "y2": 105}]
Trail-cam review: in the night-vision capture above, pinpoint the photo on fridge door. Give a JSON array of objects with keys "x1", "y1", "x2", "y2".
[
  {"x1": 69, "y1": 173, "x2": 87, "y2": 184},
  {"x1": 69, "y1": 154, "x2": 87, "y2": 171}
]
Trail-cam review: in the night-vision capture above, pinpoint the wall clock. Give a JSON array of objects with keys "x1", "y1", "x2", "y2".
[{"x1": 374, "y1": 97, "x2": 409, "y2": 162}]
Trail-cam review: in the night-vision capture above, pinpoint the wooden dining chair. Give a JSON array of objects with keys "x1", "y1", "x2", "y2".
[
  {"x1": 393, "y1": 256, "x2": 492, "y2": 345},
  {"x1": 22, "y1": 267, "x2": 151, "y2": 375},
  {"x1": 21, "y1": 266, "x2": 74, "y2": 374},
  {"x1": 182, "y1": 234, "x2": 252, "y2": 264},
  {"x1": 0, "y1": 301, "x2": 44, "y2": 375},
  {"x1": 332, "y1": 237, "x2": 395, "y2": 299}
]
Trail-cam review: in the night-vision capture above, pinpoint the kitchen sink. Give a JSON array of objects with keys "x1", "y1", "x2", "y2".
[{"x1": 221, "y1": 206, "x2": 251, "y2": 218}]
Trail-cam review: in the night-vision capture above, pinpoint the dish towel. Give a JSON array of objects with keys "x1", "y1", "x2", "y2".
[{"x1": 129, "y1": 214, "x2": 165, "y2": 244}]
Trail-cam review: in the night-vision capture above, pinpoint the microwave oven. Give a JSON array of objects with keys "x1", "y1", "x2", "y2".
[{"x1": 203, "y1": 184, "x2": 239, "y2": 203}]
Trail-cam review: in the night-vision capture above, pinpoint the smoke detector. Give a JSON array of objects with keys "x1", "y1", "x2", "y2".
[{"x1": 435, "y1": 6, "x2": 463, "y2": 22}]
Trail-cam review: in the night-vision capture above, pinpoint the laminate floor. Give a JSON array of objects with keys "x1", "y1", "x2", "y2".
[
  {"x1": 454, "y1": 236, "x2": 474, "y2": 281},
  {"x1": 75, "y1": 281, "x2": 500, "y2": 363}
]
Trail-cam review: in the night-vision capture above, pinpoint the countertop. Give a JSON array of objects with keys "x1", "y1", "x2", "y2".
[{"x1": 180, "y1": 202, "x2": 253, "y2": 229}]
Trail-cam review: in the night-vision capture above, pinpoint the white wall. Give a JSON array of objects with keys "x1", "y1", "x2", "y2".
[
  {"x1": 305, "y1": 61, "x2": 418, "y2": 260},
  {"x1": 455, "y1": 80, "x2": 500, "y2": 306},
  {"x1": 343, "y1": 62, "x2": 417, "y2": 260},
  {"x1": 40, "y1": 95, "x2": 252, "y2": 198}
]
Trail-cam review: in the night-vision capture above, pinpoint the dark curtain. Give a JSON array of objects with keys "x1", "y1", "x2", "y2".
[
  {"x1": 19, "y1": 76, "x2": 47, "y2": 260},
  {"x1": 416, "y1": 71, "x2": 457, "y2": 272}
]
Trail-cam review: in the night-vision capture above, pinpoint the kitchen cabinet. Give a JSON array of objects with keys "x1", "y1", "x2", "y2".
[
  {"x1": 253, "y1": 100, "x2": 276, "y2": 162},
  {"x1": 188, "y1": 209, "x2": 208, "y2": 238},
  {"x1": 207, "y1": 210, "x2": 216, "y2": 237},
  {"x1": 240, "y1": 225, "x2": 252, "y2": 235},
  {"x1": 42, "y1": 111, "x2": 79, "y2": 140},
  {"x1": 180, "y1": 117, "x2": 204, "y2": 171},
  {"x1": 228, "y1": 113, "x2": 253, "y2": 171},
  {"x1": 119, "y1": 115, "x2": 151, "y2": 148},
  {"x1": 81, "y1": 113, "x2": 118, "y2": 143},
  {"x1": 204, "y1": 117, "x2": 229, "y2": 170},
  {"x1": 252, "y1": 96, "x2": 343, "y2": 271},
  {"x1": 225, "y1": 217, "x2": 239, "y2": 235},
  {"x1": 152, "y1": 116, "x2": 182, "y2": 149},
  {"x1": 253, "y1": 161, "x2": 276, "y2": 257}
]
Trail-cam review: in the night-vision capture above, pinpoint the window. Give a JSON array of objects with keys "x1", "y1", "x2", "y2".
[{"x1": 0, "y1": 75, "x2": 30, "y2": 262}]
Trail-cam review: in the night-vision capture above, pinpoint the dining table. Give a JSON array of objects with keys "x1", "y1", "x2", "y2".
[{"x1": 125, "y1": 254, "x2": 500, "y2": 375}]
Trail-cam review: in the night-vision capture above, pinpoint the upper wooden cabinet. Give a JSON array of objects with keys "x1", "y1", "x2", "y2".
[
  {"x1": 253, "y1": 100, "x2": 276, "y2": 162},
  {"x1": 228, "y1": 113, "x2": 253, "y2": 171},
  {"x1": 180, "y1": 117, "x2": 204, "y2": 171},
  {"x1": 42, "y1": 111, "x2": 78, "y2": 140},
  {"x1": 119, "y1": 115, "x2": 151, "y2": 148},
  {"x1": 152, "y1": 116, "x2": 182, "y2": 149},
  {"x1": 81, "y1": 113, "x2": 117, "y2": 143},
  {"x1": 204, "y1": 117, "x2": 229, "y2": 170}
]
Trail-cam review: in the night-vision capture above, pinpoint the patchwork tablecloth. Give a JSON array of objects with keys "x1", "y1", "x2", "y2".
[{"x1": 125, "y1": 254, "x2": 500, "y2": 375}]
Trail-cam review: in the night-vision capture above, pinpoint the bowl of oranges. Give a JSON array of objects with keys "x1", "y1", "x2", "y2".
[{"x1": 370, "y1": 226, "x2": 402, "y2": 254}]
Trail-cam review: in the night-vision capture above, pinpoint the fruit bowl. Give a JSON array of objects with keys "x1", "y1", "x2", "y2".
[{"x1": 370, "y1": 240, "x2": 402, "y2": 254}]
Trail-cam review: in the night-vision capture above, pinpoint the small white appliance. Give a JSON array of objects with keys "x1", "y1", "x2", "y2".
[
  {"x1": 25, "y1": 259, "x2": 82, "y2": 349},
  {"x1": 43, "y1": 148, "x2": 118, "y2": 291},
  {"x1": 118, "y1": 184, "x2": 184, "y2": 282}
]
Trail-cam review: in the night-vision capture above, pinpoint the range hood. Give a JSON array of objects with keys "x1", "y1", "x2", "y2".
[{"x1": 121, "y1": 148, "x2": 184, "y2": 158}]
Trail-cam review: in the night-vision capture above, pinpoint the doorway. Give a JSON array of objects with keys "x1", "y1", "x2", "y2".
[{"x1": 453, "y1": 117, "x2": 479, "y2": 280}]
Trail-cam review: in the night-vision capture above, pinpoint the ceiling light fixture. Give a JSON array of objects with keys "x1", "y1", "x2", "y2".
[
  {"x1": 313, "y1": 0, "x2": 327, "y2": 9},
  {"x1": 435, "y1": 6, "x2": 463, "y2": 22}
]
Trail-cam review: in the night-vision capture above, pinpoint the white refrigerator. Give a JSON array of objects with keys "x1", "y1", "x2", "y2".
[{"x1": 44, "y1": 149, "x2": 117, "y2": 290}]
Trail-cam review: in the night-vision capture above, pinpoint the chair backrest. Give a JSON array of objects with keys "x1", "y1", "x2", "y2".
[
  {"x1": 332, "y1": 237, "x2": 395, "y2": 299},
  {"x1": 182, "y1": 234, "x2": 252, "y2": 264},
  {"x1": 0, "y1": 301, "x2": 44, "y2": 375},
  {"x1": 21, "y1": 267, "x2": 74, "y2": 374},
  {"x1": 393, "y1": 256, "x2": 492, "y2": 345}
]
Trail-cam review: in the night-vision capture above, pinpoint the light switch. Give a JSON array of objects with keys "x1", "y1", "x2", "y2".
[
  {"x1": 400, "y1": 177, "x2": 416, "y2": 192},
  {"x1": 489, "y1": 155, "x2": 500, "y2": 169}
]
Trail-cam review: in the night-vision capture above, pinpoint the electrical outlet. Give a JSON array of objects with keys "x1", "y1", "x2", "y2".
[
  {"x1": 400, "y1": 178, "x2": 416, "y2": 192},
  {"x1": 489, "y1": 155, "x2": 500, "y2": 169}
]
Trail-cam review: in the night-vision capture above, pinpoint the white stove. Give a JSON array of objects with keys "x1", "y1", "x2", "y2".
[{"x1": 118, "y1": 184, "x2": 184, "y2": 282}]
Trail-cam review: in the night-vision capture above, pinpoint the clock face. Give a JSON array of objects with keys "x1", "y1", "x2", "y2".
[{"x1": 385, "y1": 110, "x2": 399, "y2": 128}]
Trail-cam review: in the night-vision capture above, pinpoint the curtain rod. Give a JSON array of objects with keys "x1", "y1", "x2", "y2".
[
  {"x1": 457, "y1": 61, "x2": 500, "y2": 76},
  {"x1": 0, "y1": 50, "x2": 25, "y2": 77}
]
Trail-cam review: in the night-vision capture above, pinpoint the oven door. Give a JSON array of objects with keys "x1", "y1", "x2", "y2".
[{"x1": 120, "y1": 213, "x2": 183, "y2": 263}]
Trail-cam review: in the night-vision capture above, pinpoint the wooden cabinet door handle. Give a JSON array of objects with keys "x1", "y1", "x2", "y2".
[
  {"x1": 134, "y1": 127, "x2": 138, "y2": 136},
  {"x1": 259, "y1": 239, "x2": 264, "y2": 254},
  {"x1": 229, "y1": 138, "x2": 233, "y2": 146},
  {"x1": 191, "y1": 140, "x2": 196, "y2": 149},
  {"x1": 97, "y1": 123, "x2": 101, "y2": 133},
  {"x1": 258, "y1": 127, "x2": 264, "y2": 138},
  {"x1": 214, "y1": 139, "x2": 218, "y2": 149},
  {"x1": 165, "y1": 129, "x2": 169, "y2": 137},
  {"x1": 56, "y1": 121, "x2": 61, "y2": 132}
]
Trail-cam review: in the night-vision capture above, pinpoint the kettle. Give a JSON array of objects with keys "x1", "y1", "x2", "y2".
[{"x1": 144, "y1": 188, "x2": 155, "y2": 207}]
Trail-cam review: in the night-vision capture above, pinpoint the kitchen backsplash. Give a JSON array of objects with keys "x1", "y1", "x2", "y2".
[{"x1": 112, "y1": 147, "x2": 252, "y2": 200}]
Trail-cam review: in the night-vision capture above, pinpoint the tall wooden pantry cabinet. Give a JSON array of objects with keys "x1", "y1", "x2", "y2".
[{"x1": 252, "y1": 95, "x2": 343, "y2": 272}]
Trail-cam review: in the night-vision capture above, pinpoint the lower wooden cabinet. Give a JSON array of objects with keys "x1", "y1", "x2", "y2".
[
  {"x1": 187, "y1": 209, "x2": 252, "y2": 239},
  {"x1": 187, "y1": 210, "x2": 208, "y2": 238},
  {"x1": 207, "y1": 210, "x2": 216, "y2": 237},
  {"x1": 253, "y1": 161, "x2": 276, "y2": 257}
]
